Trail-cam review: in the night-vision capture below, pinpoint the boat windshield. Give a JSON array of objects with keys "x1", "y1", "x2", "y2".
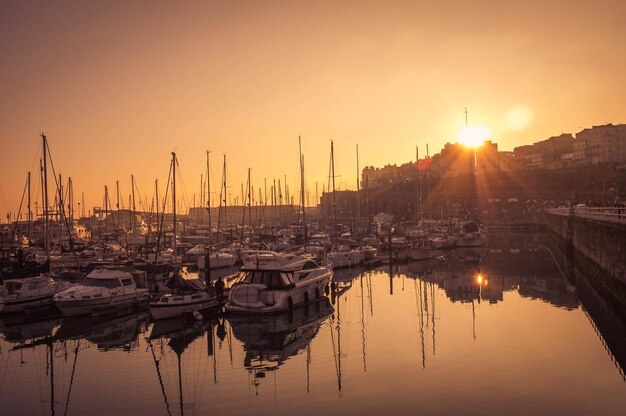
[
  {"x1": 81, "y1": 278, "x2": 122, "y2": 288},
  {"x1": 237, "y1": 270, "x2": 294, "y2": 289}
]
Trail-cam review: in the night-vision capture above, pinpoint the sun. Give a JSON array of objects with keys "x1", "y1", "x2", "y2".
[{"x1": 458, "y1": 125, "x2": 491, "y2": 147}]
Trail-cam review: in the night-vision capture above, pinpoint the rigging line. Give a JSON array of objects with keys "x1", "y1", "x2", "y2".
[
  {"x1": 45, "y1": 141, "x2": 79, "y2": 268},
  {"x1": 174, "y1": 157, "x2": 192, "y2": 213},
  {"x1": 106, "y1": 189, "x2": 117, "y2": 230},
  {"x1": 10, "y1": 173, "x2": 28, "y2": 237},
  {"x1": 133, "y1": 180, "x2": 146, "y2": 215},
  {"x1": 154, "y1": 162, "x2": 173, "y2": 264}
]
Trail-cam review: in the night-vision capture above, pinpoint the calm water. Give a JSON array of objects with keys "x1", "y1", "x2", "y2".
[{"x1": 1, "y1": 232, "x2": 625, "y2": 416}]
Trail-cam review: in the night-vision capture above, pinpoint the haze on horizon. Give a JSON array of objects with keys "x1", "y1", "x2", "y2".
[{"x1": 1, "y1": 0, "x2": 625, "y2": 217}]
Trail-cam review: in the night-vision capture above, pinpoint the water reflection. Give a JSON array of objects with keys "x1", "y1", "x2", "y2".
[
  {"x1": 1, "y1": 232, "x2": 625, "y2": 415},
  {"x1": 56, "y1": 310, "x2": 149, "y2": 351},
  {"x1": 229, "y1": 298, "x2": 334, "y2": 395},
  {"x1": 394, "y1": 232, "x2": 581, "y2": 309},
  {"x1": 149, "y1": 317, "x2": 215, "y2": 416}
]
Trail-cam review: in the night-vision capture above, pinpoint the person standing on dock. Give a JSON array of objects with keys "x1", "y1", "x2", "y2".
[{"x1": 215, "y1": 276, "x2": 225, "y2": 300}]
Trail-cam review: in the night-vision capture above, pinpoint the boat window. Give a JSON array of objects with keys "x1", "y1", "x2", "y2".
[
  {"x1": 237, "y1": 270, "x2": 295, "y2": 289},
  {"x1": 6, "y1": 281, "x2": 22, "y2": 294},
  {"x1": 82, "y1": 278, "x2": 122, "y2": 288},
  {"x1": 121, "y1": 278, "x2": 133, "y2": 286},
  {"x1": 173, "y1": 297, "x2": 184, "y2": 301}
]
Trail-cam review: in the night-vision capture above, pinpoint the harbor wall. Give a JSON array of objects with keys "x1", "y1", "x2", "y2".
[{"x1": 542, "y1": 213, "x2": 626, "y2": 306}]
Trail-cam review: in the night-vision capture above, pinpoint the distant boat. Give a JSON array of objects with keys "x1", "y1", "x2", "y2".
[
  {"x1": 0, "y1": 276, "x2": 71, "y2": 314},
  {"x1": 53, "y1": 267, "x2": 149, "y2": 317},
  {"x1": 226, "y1": 252, "x2": 332, "y2": 314},
  {"x1": 456, "y1": 221, "x2": 486, "y2": 247},
  {"x1": 408, "y1": 239, "x2": 438, "y2": 261},
  {"x1": 197, "y1": 252, "x2": 237, "y2": 270},
  {"x1": 327, "y1": 245, "x2": 365, "y2": 268}
]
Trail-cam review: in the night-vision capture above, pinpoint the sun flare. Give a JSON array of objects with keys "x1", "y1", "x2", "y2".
[{"x1": 458, "y1": 125, "x2": 491, "y2": 147}]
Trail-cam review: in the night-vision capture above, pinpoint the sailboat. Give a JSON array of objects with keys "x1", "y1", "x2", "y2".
[
  {"x1": 1, "y1": 134, "x2": 73, "y2": 314},
  {"x1": 149, "y1": 153, "x2": 220, "y2": 320}
]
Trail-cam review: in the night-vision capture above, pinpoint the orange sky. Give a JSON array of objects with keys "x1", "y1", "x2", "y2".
[{"x1": 1, "y1": 0, "x2": 625, "y2": 218}]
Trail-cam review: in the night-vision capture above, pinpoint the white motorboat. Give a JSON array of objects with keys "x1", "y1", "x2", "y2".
[
  {"x1": 197, "y1": 252, "x2": 237, "y2": 270},
  {"x1": 0, "y1": 276, "x2": 72, "y2": 314},
  {"x1": 326, "y1": 245, "x2": 365, "y2": 268},
  {"x1": 408, "y1": 239, "x2": 439, "y2": 261},
  {"x1": 149, "y1": 274, "x2": 220, "y2": 320},
  {"x1": 53, "y1": 267, "x2": 149, "y2": 317},
  {"x1": 225, "y1": 252, "x2": 333, "y2": 314}
]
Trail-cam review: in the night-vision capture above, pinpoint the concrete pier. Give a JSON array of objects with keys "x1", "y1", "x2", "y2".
[{"x1": 543, "y1": 209, "x2": 626, "y2": 306}]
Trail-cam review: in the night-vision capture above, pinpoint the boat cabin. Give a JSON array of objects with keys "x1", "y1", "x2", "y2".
[
  {"x1": 234, "y1": 270, "x2": 296, "y2": 290},
  {"x1": 83, "y1": 268, "x2": 148, "y2": 289},
  {"x1": 2, "y1": 278, "x2": 50, "y2": 295}
]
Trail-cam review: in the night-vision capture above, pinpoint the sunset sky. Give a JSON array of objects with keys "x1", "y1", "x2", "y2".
[{"x1": 1, "y1": 0, "x2": 625, "y2": 218}]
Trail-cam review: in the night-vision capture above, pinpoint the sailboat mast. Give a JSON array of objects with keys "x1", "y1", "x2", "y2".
[
  {"x1": 299, "y1": 136, "x2": 307, "y2": 244},
  {"x1": 27, "y1": 171, "x2": 31, "y2": 243},
  {"x1": 131, "y1": 174, "x2": 136, "y2": 233},
  {"x1": 68, "y1": 177, "x2": 74, "y2": 226},
  {"x1": 220, "y1": 155, "x2": 227, "y2": 231},
  {"x1": 172, "y1": 152, "x2": 177, "y2": 267},
  {"x1": 42, "y1": 133, "x2": 50, "y2": 255},
  {"x1": 115, "y1": 180, "x2": 120, "y2": 228},
  {"x1": 356, "y1": 144, "x2": 360, "y2": 235},
  {"x1": 205, "y1": 151, "x2": 213, "y2": 279},
  {"x1": 104, "y1": 185, "x2": 109, "y2": 231},
  {"x1": 155, "y1": 179, "x2": 159, "y2": 233},
  {"x1": 206, "y1": 150, "x2": 212, "y2": 235},
  {"x1": 247, "y1": 168, "x2": 252, "y2": 229},
  {"x1": 331, "y1": 140, "x2": 336, "y2": 227}
]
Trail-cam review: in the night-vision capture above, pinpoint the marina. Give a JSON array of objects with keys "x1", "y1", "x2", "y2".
[
  {"x1": 2, "y1": 2, "x2": 626, "y2": 414},
  {"x1": 1, "y1": 231, "x2": 625, "y2": 415}
]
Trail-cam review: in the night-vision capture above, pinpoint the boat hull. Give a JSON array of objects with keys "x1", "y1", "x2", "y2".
[
  {"x1": 226, "y1": 272, "x2": 332, "y2": 315},
  {"x1": 0, "y1": 294, "x2": 54, "y2": 314},
  {"x1": 149, "y1": 296, "x2": 220, "y2": 320},
  {"x1": 55, "y1": 291, "x2": 149, "y2": 317}
]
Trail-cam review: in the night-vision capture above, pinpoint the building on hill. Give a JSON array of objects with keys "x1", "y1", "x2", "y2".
[
  {"x1": 361, "y1": 162, "x2": 416, "y2": 188},
  {"x1": 575, "y1": 124, "x2": 626, "y2": 165}
]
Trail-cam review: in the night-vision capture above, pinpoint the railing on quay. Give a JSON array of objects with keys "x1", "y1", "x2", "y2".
[{"x1": 545, "y1": 206, "x2": 626, "y2": 225}]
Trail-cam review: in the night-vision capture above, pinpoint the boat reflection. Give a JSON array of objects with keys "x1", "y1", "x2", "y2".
[
  {"x1": 228, "y1": 298, "x2": 334, "y2": 394},
  {"x1": 0, "y1": 313, "x2": 62, "y2": 346},
  {"x1": 148, "y1": 316, "x2": 216, "y2": 416},
  {"x1": 400, "y1": 232, "x2": 581, "y2": 309},
  {"x1": 55, "y1": 309, "x2": 149, "y2": 351}
]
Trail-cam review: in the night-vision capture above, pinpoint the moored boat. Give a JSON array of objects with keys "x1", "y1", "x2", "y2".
[
  {"x1": 0, "y1": 276, "x2": 71, "y2": 314},
  {"x1": 53, "y1": 267, "x2": 149, "y2": 317},
  {"x1": 327, "y1": 245, "x2": 365, "y2": 268},
  {"x1": 149, "y1": 273, "x2": 220, "y2": 320},
  {"x1": 225, "y1": 252, "x2": 332, "y2": 314}
]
